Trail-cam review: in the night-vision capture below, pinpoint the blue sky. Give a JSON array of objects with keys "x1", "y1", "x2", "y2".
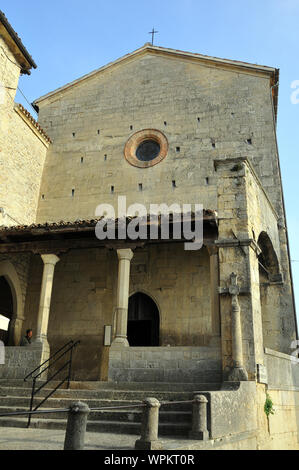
[{"x1": 2, "y1": 0, "x2": 299, "y2": 315}]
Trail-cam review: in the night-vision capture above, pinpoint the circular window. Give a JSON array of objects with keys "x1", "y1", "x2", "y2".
[
  {"x1": 136, "y1": 140, "x2": 161, "y2": 162},
  {"x1": 124, "y1": 129, "x2": 168, "y2": 168}
]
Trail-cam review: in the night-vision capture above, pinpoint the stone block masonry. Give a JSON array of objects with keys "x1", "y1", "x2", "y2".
[
  {"x1": 0, "y1": 346, "x2": 43, "y2": 379},
  {"x1": 108, "y1": 346, "x2": 222, "y2": 383}
]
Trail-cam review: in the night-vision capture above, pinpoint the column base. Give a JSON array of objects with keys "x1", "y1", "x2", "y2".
[
  {"x1": 111, "y1": 336, "x2": 129, "y2": 348},
  {"x1": 135, "y1": 439, "x2": 163, "y2": 450},
  {"x1": 189, "y1": 430, "x2": 209, "y2": 441},
  {"x1": 227, "y1": 366, "x2": 248, "y2": 381}
]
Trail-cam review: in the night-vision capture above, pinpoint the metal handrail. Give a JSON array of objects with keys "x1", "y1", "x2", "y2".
[
  {"x1": 24, "y1": 340, "x2": 74, "y2": 382},
  {"x1": 25, "y1": 340, "x2": 80, "y2": 427}
]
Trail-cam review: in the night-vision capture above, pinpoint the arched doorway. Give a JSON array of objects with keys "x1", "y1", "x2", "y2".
[
  {"x1": 127, "y1": 292, "x2": 159, "y2": 346},
  {"x1": 0, "y1": 276, "x2": 14, "y2": 345}
]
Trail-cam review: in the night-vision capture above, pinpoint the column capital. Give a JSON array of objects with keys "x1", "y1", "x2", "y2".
[
  {"x1": 41, "y1": 254, "x2": 60, "y2": 266},
  {"x1": 117, "y1": 248, "x2": 134, "y2": 261}
]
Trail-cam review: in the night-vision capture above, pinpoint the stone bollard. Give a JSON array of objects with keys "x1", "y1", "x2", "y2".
[
  {"x1": 135, "y1": 397, "x2": 163, "y2": 450},
  {"x1": 64, "y1": 401, "x2": 90, "y2": 450},
  {"x1": 189, "y1": 394, "x2": 209, "y2": 440}
]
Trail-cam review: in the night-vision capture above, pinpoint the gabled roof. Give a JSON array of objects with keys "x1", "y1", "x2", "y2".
[
  {"x1": 0, "y1": 10, "x2": 37, "y2": 74},
  {"x1": 33, "y1": 43, "x2": 279, "y2": 117}
]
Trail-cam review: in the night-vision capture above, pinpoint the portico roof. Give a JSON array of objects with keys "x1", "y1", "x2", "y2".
[{"x1": 0, "y1": 211, "x2": 218, "y2": 254}]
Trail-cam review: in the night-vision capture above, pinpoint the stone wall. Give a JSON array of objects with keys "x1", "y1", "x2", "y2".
[
  {"x1": 0, "y1": 37, "x2": 48, "y2": 227},
  {"x1": 253, "y1": 349, "x2": 299, "y2": 449},
  {"x1": 203, "y1": 381, "x2": 257, "y2": 439},
  {"x1": 0, "y1": 346, "x2": 42, "y2": 379},
  {"x1": 108, "y1": 345, "x2": 222, "y2": 383},
  {"x1": 215, "y1": 157, "x2": 296, "y2": 380}
]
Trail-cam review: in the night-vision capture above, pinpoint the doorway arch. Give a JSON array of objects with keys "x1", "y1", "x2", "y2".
[
  {"x1": 0, "y1": 276, "x2": 13, "y2": 345},
  {"x1": 127, "y1": 292, "x2": 160, "y2": 346},
  {"x1": 0, "y1": 260, "x2": 24, "y2": 346}
]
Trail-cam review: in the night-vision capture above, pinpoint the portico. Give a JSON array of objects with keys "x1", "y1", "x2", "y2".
[{"x1": 0, "y1": 213, "x2": 225, "y2": 382}]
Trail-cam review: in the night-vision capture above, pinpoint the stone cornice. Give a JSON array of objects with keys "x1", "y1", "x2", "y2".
[
  {"x1": 14, "y1": 103, "x2": 51, "y2": 147},
  {"x1": 215, "y1": 237, "x2": 262, "y2": 256}
]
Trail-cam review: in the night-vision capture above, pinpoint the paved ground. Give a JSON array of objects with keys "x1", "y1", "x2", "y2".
[{"x1": 0, "y1": 426, "x2": 139, "y2": 450}]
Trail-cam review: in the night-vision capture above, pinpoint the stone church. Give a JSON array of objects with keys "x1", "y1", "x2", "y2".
[{"x1": 0, "y1": 11, "x2": 299, "y2": 449}]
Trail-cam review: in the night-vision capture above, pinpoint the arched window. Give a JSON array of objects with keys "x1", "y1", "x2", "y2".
[
  {"x1": 257, "y1": 232, "x2": 281, "y2": 282},
  {"x1": 258, "y1": 232, "x2": 282, "y2": 351},
  {"x1": 127, "y1": 292, "x2": 159, "y2": 346}
]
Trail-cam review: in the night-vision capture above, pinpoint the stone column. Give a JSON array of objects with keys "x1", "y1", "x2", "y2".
[
  {"x1": 189, "y1": 394, "x2": 209, "y2": 440},
  {"x1": 34, "y1": 254, "x2": 59, "y2": 362},
  {"x1": 207, "y1": 245, "x2": 221, "y2": 336},
  {"x1": 111, "y1": 248, "x2": 133, "y2": 347},
  {"x1": 227, "y1": 272, "x2": 248, "y2": 381},
  {"x1": 135, "y1": 397, "x2": 162, "y2": 450},
  {"x1": 64, "y1": 401, "x2": 90, "y2": 450}
]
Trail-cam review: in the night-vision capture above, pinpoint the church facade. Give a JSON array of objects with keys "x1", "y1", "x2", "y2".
[{"x1": 0, "y1": 11, "x2": 299, "y2": 448}]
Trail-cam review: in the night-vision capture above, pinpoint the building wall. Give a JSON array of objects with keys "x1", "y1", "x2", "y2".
[
  {"x1": 0, "y1": 37, "x2": 48, "y2": 227},
  {"x1": 255, "y1": 349, "x2": 299, "y2": 450},
  {"x1": 36, "y1": 52, "x2": 281, "y2": 224},
  {"x1": 23, "y1": 243, "x2": 219, "y2": 380},
  {"x1": 34, "y1": 54, "x2": 296, "y2": 360}
]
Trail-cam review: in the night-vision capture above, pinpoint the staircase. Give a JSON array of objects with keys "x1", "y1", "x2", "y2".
[{"x1": 0, "y1": 380, "x2": 221, "y2": 437}]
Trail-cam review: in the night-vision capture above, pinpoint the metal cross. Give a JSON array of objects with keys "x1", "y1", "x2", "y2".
[{"x1": 148, "y1": 27, "x2": 158, "y2": 45}]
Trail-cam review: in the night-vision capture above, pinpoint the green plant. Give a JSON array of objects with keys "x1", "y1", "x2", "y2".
[{"x1": 264, "y1": 393, "x2": 275, "y2": 418}]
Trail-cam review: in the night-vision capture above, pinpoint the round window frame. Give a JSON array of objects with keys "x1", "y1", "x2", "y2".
[{"x1": 124, "y1": 129, "x2": 168, "y2": 168}]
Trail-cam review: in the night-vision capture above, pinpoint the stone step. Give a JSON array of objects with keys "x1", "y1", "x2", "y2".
[
  {"x1": 0, "y1": 405, "x2": 192, "y2": 423},
  {"x1": 0, "y1": 395, "x2": 192, "y2": 412},
  {"x1": 0, "y1": 416, "x2": 190, "y2": 436},
  {"x1": 0, "y1": 379, "x2": 221, "y2": 392},
  {"x1": 0, "y1": 386, "x2": 194, "y2": 402}
]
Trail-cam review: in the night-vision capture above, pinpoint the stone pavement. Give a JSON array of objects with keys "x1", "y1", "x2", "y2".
[{"x1": 0, "y1": 426, "x2": 139, "y2": 450}]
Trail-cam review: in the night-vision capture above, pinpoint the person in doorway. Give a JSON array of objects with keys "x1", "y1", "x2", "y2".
[{"x1": 20, "y1": 329, "x2": 33, "y2": 346}]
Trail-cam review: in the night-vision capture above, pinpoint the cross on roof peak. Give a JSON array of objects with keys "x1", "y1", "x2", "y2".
[{"x1": 148, "y1": 27, "x2": 158, "y2": 46}]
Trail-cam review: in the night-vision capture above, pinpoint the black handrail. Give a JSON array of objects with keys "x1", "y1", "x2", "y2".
[
  {"x1": 24, "y1": 340, "x2": 80, "y2": 428},
  {"x1": 24, "y1": 340, "x2": 74, "y2": 382}
]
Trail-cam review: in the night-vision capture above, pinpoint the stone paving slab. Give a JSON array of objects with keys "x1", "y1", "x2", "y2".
[{"x1": 0, "y1": 426, "x2": 139, "y2": 450}]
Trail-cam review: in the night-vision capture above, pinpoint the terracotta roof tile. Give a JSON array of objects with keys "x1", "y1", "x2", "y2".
[{"x1": 16, "y1": 103, "x2": 52, "y2": 143}]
